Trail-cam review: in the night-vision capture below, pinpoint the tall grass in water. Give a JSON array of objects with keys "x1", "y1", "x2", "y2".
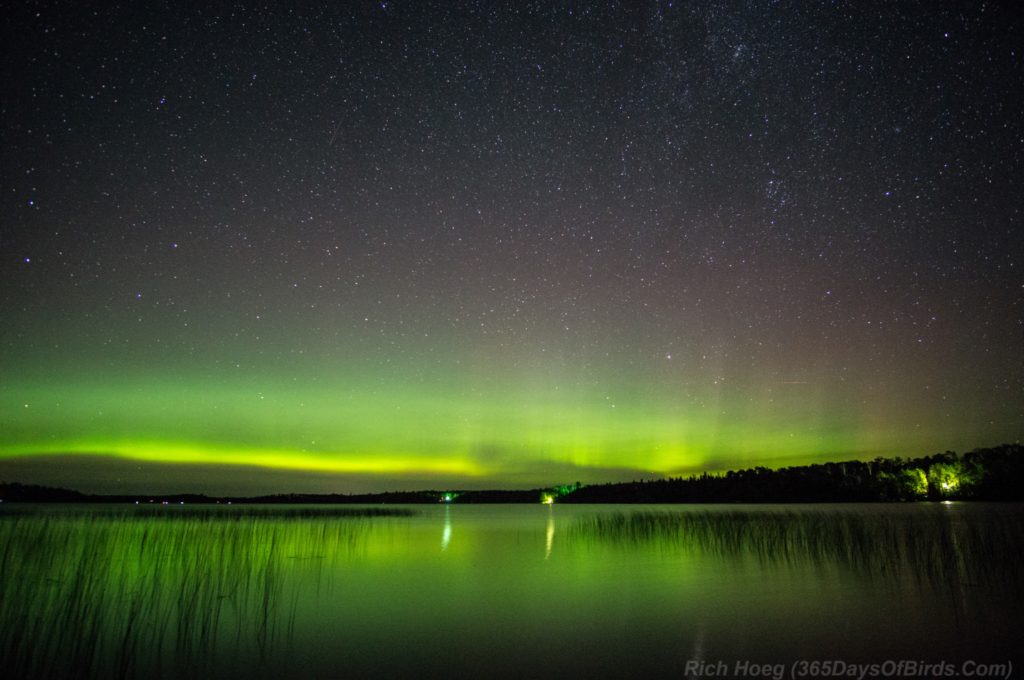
[
  {"x1": 571, "y1": 506, "x2": 1024, "y2": 592},
  {"x1": 0, "y1": 506, "x2": 412, "y2": 678}
]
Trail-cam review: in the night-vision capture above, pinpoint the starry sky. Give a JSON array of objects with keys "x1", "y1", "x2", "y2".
[{"x1": 1, "y1": 1, "x2": 1022, "y2": 494}]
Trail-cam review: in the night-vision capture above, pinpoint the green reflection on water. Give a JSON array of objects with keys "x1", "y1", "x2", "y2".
[
  {"x1": 0, "y1": 506, "x2": 411, "y2": 677},
  {"x1": 569, "y1": 505, "x2": 1024, "y2": 590},
  {"x1": 1, "y1": 504, "x2": 1021, "y2": 678}
]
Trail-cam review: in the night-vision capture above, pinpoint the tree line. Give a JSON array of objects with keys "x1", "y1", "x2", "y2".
[
  {"x1": 560, "y1": 444, "x2": 1024, "y2": 503},
  {"x1": 2, "y1": 444, "x2": 1021, "y2": 504}
]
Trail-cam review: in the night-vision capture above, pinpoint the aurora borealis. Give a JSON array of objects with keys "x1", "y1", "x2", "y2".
[{"x1": 1, "y1": 2, "x2": 1021, "y2": 493}]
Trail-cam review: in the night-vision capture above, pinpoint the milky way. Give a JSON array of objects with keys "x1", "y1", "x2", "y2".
[{"x1": 1, "y1": 2, "x2": 1021, "y2": 493}]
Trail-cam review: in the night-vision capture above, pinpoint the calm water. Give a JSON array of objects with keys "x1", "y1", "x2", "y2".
[{"x1": 1, "y1": 503, "x2": 1021, "y2": 679}]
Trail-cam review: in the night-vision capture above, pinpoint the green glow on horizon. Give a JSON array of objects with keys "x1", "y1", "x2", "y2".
[
  {"x1": 1, "y1": 1, "x2": 1020, "y2": 496},
  {"x1": 0, "y1": 439, "x2": 485, "y2": 477},
  {"x1": 0, "y1": 348, "x2": 1018, "y2": 489}
]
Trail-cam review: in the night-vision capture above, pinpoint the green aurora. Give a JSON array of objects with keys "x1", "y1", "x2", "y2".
[
  {"x1": 2, "y1": 3, "x2": 1021, "y2": 494},
  {"x1": 2, "y1": 341, "x2": 1018, "y2": 493}
]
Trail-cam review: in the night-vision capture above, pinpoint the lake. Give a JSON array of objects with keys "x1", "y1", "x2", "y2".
[{"x1": 1, "y1": 503, "x2": 1020, "y2": 679}]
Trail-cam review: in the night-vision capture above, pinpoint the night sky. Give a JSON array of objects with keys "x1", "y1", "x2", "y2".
[{"x1": 2, "y1": 2, "x2": 1022, "y2": 494}]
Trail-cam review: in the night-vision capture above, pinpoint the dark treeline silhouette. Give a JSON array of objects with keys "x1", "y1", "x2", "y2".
[
  {"x1": 254, "y1": 489, "x2": 546, "y2": 503},
  {"x1": 0, "y1": 482, "x2": 92, "y2": 503},
  {"x1": 561, "y1": 444, "x2": 1024, "y2": 503},
  {"x1": 0, "y1": 483, "x2": 441, "y2": 504},
  {"x1": 2, "y1": 444, "x2": 1022, "y2": 504},
  {"x1": 0, "y1": 483, "x2": 552, "y2": 505}
]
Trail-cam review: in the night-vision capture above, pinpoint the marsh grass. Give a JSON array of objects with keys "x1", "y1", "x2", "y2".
[
  {"x1": 3, "y1": 504, "x2": 1020, "y2": 678},
  {"x1": 0, "y1": 505, "x2": 412, "y2": 678},
  {"x1": 569, "y1": 506, "x2": 1024, "y2": 592}
]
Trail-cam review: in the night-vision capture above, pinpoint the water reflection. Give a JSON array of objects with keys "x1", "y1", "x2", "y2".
[
  {"x1": 0, "y1": 506, "x2": 405, "y2": 678},
  {"x1": 685, "y1": 629, "x2": 708, "y2": 680},
  {"x1": 441, "y1": 504, "x2": 452, "y2": 551},
  {"x1": 569, "y1": 504, "x2": 1024, "y2": 593},
  {"x1": 1, "y1": 503, "x2": 1020, "y2": 679},
  {"x1": 545, "y1": 505, "x2": 555, "y2": 559}
]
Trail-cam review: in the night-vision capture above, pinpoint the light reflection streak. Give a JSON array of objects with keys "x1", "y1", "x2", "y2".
[
  {"x1": 545, "y1": 506, "x2": 555, "y2": 559},
  {"x1": 441, "y1": 505, "x2": 452, "y2": 551}
]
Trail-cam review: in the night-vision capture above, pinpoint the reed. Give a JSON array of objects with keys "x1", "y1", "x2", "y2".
[
  {"x1": 569, "y1": 505, "x2": 1024, "y2": 591},
  {"x1": 0, "y1": 505, "x2": 412, "y2": 678}
]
